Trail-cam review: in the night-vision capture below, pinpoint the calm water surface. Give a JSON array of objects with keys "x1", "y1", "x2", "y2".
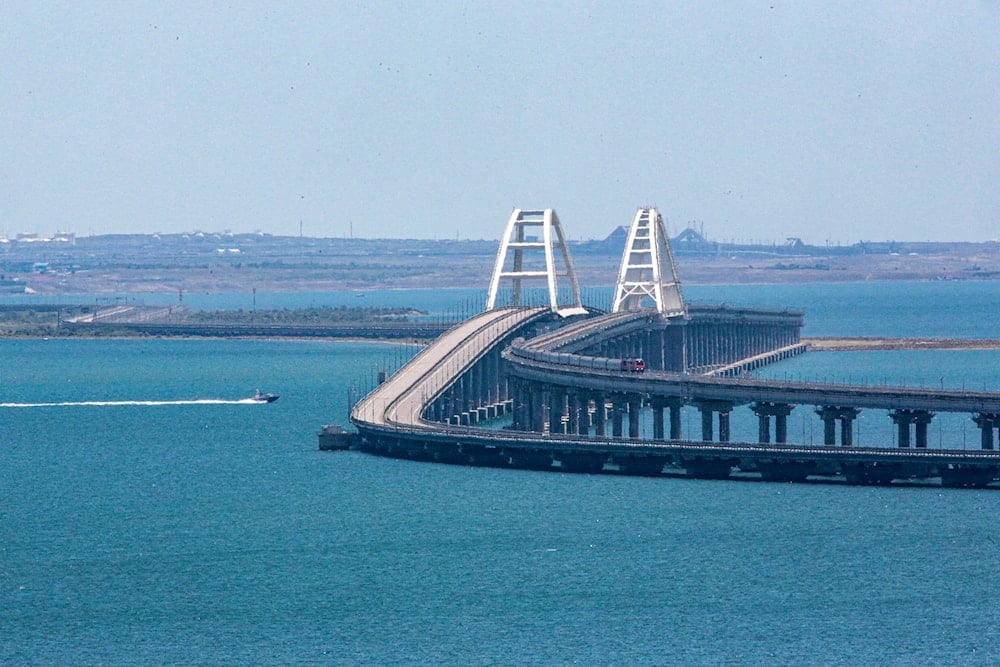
[{"x1": 3, "y1": 283, "x2": 1000, "y2": 664}]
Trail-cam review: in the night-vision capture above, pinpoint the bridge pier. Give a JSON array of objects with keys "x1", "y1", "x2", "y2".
[
  {"x1": 652, "y1": 400, "x2": 665, "y2": 439},
  {"x1": 593, "y1": 392, "x2": 607, "y2": 436},
  {"x1": 566, "y1": 391, "x2": 582, "y2": 435},
  {"x1": 752, "y1": 402, "x2": 794, "y2": 444},
  {"x1": 614, "y1": 453, "x2": 670, "y2": 476},
  {"x1": 525, "y1": 383, "x2": 544, "y2": 432},
  {"x1": 557, "y1": 451, "x2": 608, "y2": 474},
  {"x1": 628, "y1": 397, "x2": 641, "y2": 438},
  {"x1": 506, "y1": 448, "x2": 555, "y2": 471},
  {"x1": 696, "y1": 400, "x2": 734, "y2": 442},
  {"x1": 890, "y1": 409, "x2": 934, "y2": 448},
  {"x1": 465, "y1": 444, "x2": 509, "y2": 467},
  {"x1": 939, "y1": 464, "x2": 998, "y2": 488},
  {"x1": 649, "y1": 397, "x2": 683, "y2": 440},
  {"x1": 973, "y1": 413, "x2": 1000, "y2": 449},
  {"x1": 843, "y1": 462, "x2": 905, "y2": 486},
  {"x1": 757, "y1": 460, "x2": 816, "y2": 483},
  {"x1": 681, "y1": 457, "x2": 737, "y2": 480},
  {"x1": 611, "y1": 398, "x2": 625, "y2": 437},
  {"x1": 816, "y1": 406, "x2": 861, "y2": 446},
  {"x1": 549, "y1": 386, "x2": 567, "y2": 435}
]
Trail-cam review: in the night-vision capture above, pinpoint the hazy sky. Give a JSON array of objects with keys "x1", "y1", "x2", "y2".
[{"x1": 2, "y1": 2, "x2": 997, "y2": 243}]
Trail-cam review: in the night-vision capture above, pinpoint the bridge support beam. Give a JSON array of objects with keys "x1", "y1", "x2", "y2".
[
  {"x1": 611, "y1": 398, "x2": 625, "y2": 438},
  {"x1": 614, "y1": 454, "x2": 670, "y2": 476},
  {"x1": 549, "y1": 386, "x2": 566, "y2": 435},
  {"x1": 628, "y1": 397, "x2": 641, "y2": 438},
  {"x1": 890, "y1": 409, "x2": 934, "y2": 448},
  {"x1": 652, "y1": 399, "x2": 665, "y2": 439},
  {"x1": 649, "y1": 397, "x2": 683, "y2": 440},
  {"x1": 669, "y1": 401, "x2": 682, "y2": 440},
  {"x1": 696, "y1": 400, "x2": 734, "y2": 442},
  {"x1": 567, "y1": 391, "x2": 582, "y2": 435},
  {"x1": 752, "y1": 402, "x2": 795, "y2": 444},
  {"x1": 939, "y1": 464, "x2": 999, "y2": 488},
  {"x1": 593, "y1": 393, "x2": 607, "y2": 437},
  {"x1": 817, "y1": 406, "x2": 861, "y2": 447},
  {"x1": 558, "y1": 451, "x2": 607, "y2": 474},
  {"x1": 973, "y1": 413, "x2": 1000, "y2": 450}
]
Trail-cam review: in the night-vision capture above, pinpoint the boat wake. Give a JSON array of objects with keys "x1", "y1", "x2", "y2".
[{"x1": 0, "y1": 398, "x2": 265, "y2": 408}]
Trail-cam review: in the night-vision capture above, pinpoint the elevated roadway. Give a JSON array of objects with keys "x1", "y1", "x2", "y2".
[
  {"x1": 504, "y1": 343, "x2": 1000, "y2": 414},
  {"x1": 348, "y1": 307, "x2": 1000, "y2": 487}
]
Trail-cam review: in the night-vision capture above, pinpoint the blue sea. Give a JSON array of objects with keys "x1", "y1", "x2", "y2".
[{"x1": 3, "y1": 282, "x2": 1000, "y2": 665}]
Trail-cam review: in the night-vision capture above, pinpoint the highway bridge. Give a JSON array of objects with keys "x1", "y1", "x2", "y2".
[{"x1": 344, "y1": 208, "x2": 1000, "y2": 488}]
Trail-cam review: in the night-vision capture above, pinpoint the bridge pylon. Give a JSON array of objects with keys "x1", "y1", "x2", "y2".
[
  {"x1": 612, "y1": 207, "x2": 686, "y2": 316},
  {"x1": 486, "y1": 209, "x2": 587, "y2": 317}
]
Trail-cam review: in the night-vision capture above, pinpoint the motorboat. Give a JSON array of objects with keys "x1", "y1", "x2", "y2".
[{"x1": 251, "y1": 389, "x2": 279, "y2": 403}]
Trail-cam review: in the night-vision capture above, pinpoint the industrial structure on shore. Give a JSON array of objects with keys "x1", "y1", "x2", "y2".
[{"x1": 340, "y1": 208, "x2": 1000, "y2": 488}]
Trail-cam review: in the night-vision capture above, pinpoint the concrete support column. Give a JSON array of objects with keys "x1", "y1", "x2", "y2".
[
  {"x1": 628, "y1": 397, "x2": 641, "y2": 439},
  {"x1": 538, "y1": 386, "x2": 551, "y2": 434},
  {"x1": 775, "y1": 413, "x2": 788, "y2": 444},
  {"x1": 973, "y1": 413, "x2": 999, "y2": 450},
  {"x1": 757, "y1": 411, "x2": 771, "y2": 444},
  {"x1": 718, "y1": 411, "x2": 731, "y2": 442},
  {"x1": 697, "y1": 401, "x2": 734, "y2": 443},
  {"x1": 890, "y1": 410, "x2": 931, "y2": 448},
  {"x1": 509, "y1": 380, "x2": 521, "y2": 429},
  {"x1": 665, "y1": 325, "x2": 686, "y2": 372},
  {"x1": 523, "y1": 382, "x2": 545, "y2": 433},
  {"x1": 700, "y1": 408, "x2": 714, "y2": 442},
  {"x1": 896, "y1": 414, "x2": 911, "y2": 447},
  {"x1": 752, "y1": 402, "x2": 796, "y2": 444},
  {"x1": 669, "y1": 401, "x2": 683, "y2": 440},
  {"x1": 549, "y1": 387, "x2": 566, "y2": 435},
  {"x1": 913, "y1": 411, "x2": 934, "y2": 448},
  {"x1": 612, "y1": 397, "x2": 625, "y2": 438},
  {"x1": 483, "y1": 349, "x2": 496, "y2": 405},
  {"x1": 567, "y1": 391, "x2": 582, "y2": 436},
  {"x1": 651, "y1": 398, "x2": 665, "y2": 440},
  {"x1": 594, "y1": 393, "x2": 607, "y2": 437},
  {"x1": 823, "y1": 415, "x2": 837, "y2": 446},
  {"x1": 517, "y1": 383, "x2": 529, "y2": 431},
  {"x1": 471, "y1": 362, "x2": 483, "y2": 408},
  {"x1": 816, "y1": 406, "x2": 861, "y2": 447}
]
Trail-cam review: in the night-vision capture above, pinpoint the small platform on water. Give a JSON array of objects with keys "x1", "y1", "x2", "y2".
[{"x1": 317, "y1": 424, "x2": 357, "y2": 451}]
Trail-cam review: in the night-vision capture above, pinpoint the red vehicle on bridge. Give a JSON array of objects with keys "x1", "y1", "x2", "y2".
[{"x1": 621, "y1": 358, "x2": 646, "y2": 373}]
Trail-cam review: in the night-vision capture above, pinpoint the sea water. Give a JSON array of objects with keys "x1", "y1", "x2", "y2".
[{"x1": 3, "y1": 282, "x2": 1000, "y2": 665}]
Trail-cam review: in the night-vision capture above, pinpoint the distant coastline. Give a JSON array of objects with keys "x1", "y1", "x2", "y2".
[{"x1": 1, "y1": 233, "x2": 998, "y2": 295}]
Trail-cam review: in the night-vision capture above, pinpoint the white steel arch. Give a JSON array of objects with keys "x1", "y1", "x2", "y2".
[
  {"x1": 611, "y1": 207, "x2": 686, "y2": 316},
  {"x1": 485, "y1": 209, "x2": 586, "y2": 316}
]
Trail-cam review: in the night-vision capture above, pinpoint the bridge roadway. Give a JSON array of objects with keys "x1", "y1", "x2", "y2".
[
  {"x1": 349, "y1": 308, "x2": 1000, "y2": 486},
  {"x1": 352, "y1": 307, "x2": 552, "y2": 430},
  {"x1": 504, "y1": 344, "x2": 1000, "y2": 414}
]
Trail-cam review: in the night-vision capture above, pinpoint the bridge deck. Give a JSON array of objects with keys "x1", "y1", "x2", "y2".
[
  {"x1": 352, "y1": 307, "x2": 548, "y2": 429},
  {"x1": 348, "y1": 308, "x2": 1000, "y2": 486}
]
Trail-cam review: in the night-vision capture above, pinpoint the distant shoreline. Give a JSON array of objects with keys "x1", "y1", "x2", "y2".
[
  {"x1": 3, "y1": 233, "x2": 998, "y2": 294},
  {"x1": 805, "y1": 337, "x2": 1000, "y2": 351}
]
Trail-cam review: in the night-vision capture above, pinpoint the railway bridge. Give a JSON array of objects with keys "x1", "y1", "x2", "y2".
[{"x1": 345, "y1": 208, "x2": 1000, "y2": 487}]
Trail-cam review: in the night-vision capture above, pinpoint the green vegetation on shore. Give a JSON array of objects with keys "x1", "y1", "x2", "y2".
[
  {"x1": 0, "y1": 305, "x2": 428, "y2": 337},
  {"x1": 185, "y1": 306, "x2": 425, "y2": 325}
]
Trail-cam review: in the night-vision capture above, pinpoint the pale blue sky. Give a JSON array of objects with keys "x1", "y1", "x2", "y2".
[{"x1": 1, "y1": 2, "x2": 997, "y2": 243}]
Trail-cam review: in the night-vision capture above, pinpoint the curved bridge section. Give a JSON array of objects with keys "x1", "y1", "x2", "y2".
[
  {"x1": 351, "y1": 306, "x2": 553, "y2": 433},
  {"x1": 347, "y1": 305, "x2": 1000, "y2": 487}
]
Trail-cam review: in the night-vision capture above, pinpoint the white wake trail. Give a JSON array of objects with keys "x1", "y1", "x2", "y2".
[{"x1": 0, "y1": 398, "x2": 263, "y2": 408}]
